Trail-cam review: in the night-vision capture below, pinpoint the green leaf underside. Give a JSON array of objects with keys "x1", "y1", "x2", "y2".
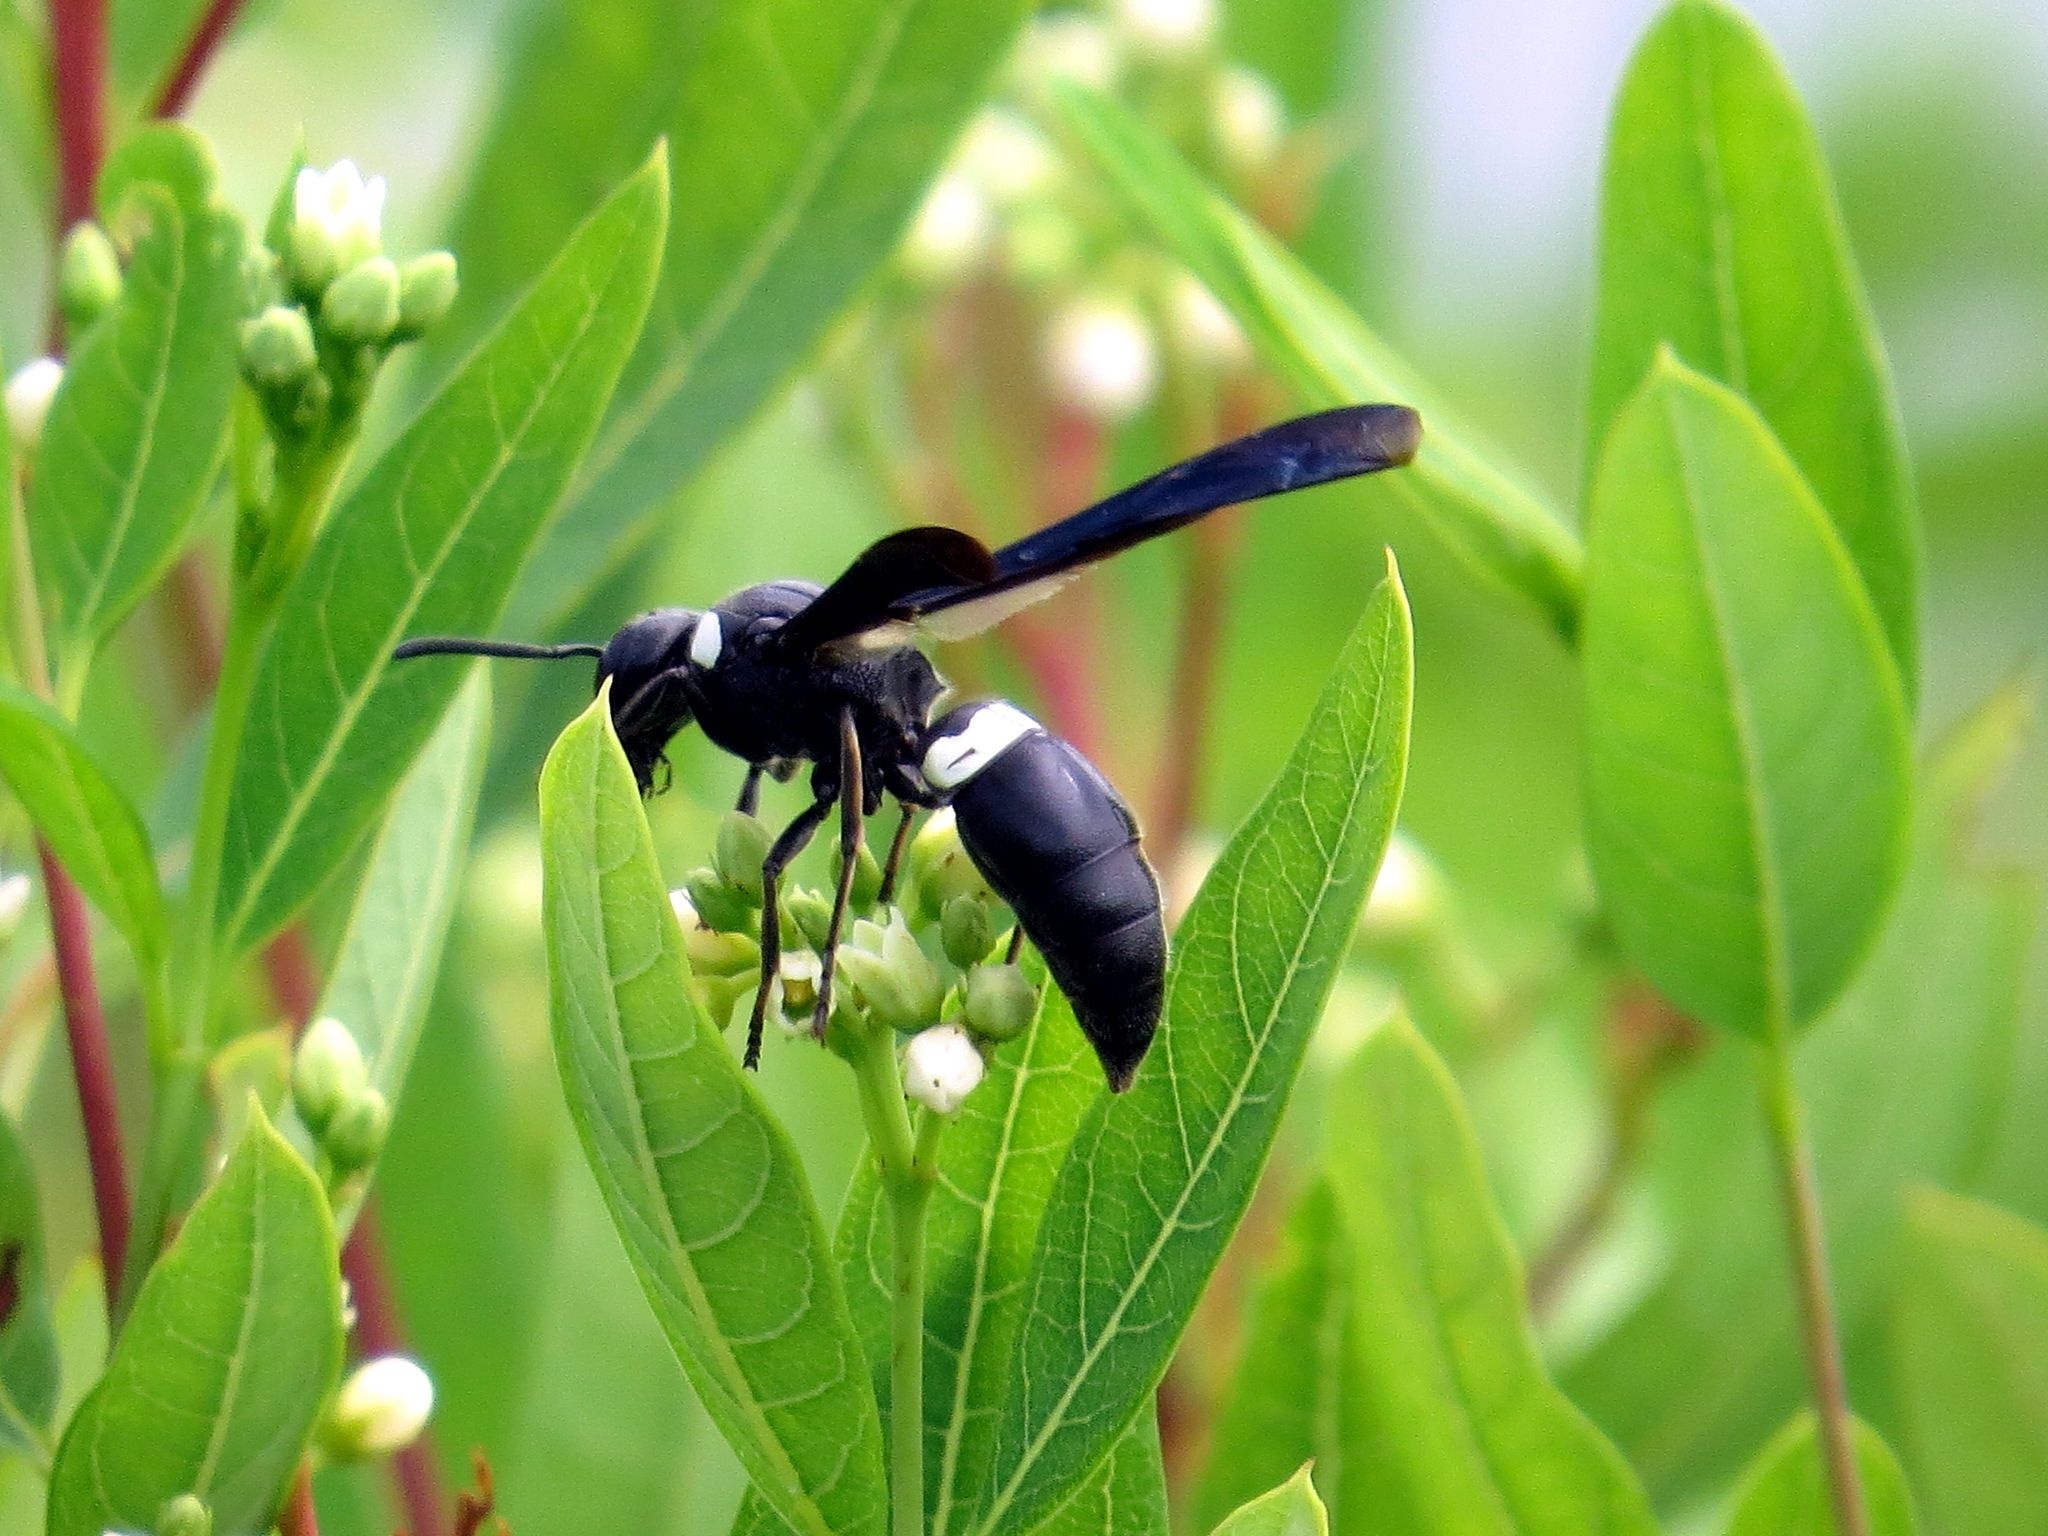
[
  {"x1": 214, "y1": 155, "x2": 668, "y2": 959},
  {"x1": 1581, "y1": 356, "x2": 1910, "y2": 1038},
  {"x1": 45, "y1": 1112, "x2": 343, "y2": 1536},
  {"x1": 1325, "y1": 1018, "x2": 1658, "y2": 1534},
  {"x1": 1724, "y1": 1414, "x2": 1918, "y2": 1536},
  {"x1": 1053, "y1": 86, "x2": 1582, "y2": 644},
  {"x1": 539, "y1": 694, "x2": 887, "y2": 1536},
  {"x1": 1893, "y1": 1189, "x2": 2048, "y2": 1536},
  {"x1": 0, "y1": 1111, "x2": 57, "y2": 1455},
  {"x1": 1588, "y1": 0, "x2": 1918, "y2": 693},
  {"x1": 28, "y1": 166, "x2": 242, "y2": 664},
  {"x1": 486, "y1": 0, "x2": 1031, "y2": 635},
  {"x1": 1561, "y1": 700, "x2": 2036, "y2": 1506},
  {"x1": 0, "y1": 681, "x2": 167, "y2": 980},
  {"x1": 1207, "y1": 1465, "x2": 1328, "y2": 1536},
  {"x1": 975, "y1": 566, "x2": 1413, "y2": 1535}
]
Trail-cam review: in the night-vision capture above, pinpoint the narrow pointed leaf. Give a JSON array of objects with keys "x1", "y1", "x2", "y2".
[
  {"x1": 45, "y1": 1111, "x2": 344, "y2": 1536},
  {"x1": 975, "y1": 562, "x2": 1413, "y2": 1535},
  {"x1": 1322, "y1": 1017, "x2": 1658, "y2": 1534},
  {"x1": 1053, "y1": 86, "x2": 1581, "y2": 643},
  {"x1": 29, "y1": 127, "x2": 243, "y2": 665},
  {"x1": 1582, "y1": 354, "x2": 1910, "y2": 1038},
  {"x1": 215, "y1": 153, "x2": 668, "y2": 958},
  {"x1": 1724, "y1": 1414, "x2": 1918, "y2": 1536},
  {"x1": 1893, "y1": 1189, "x2": 2048, "y2": 1535},
  {"x1": 1207, "y1": 1466, "x2": 1328, "y2": 1536},
  {"x1": 539, "y1": 693, "x2": 886, "y2": 1536},
  {"x1": 0, "y1": 1112, "x2": 56, "y2": 1457},
  {"x1": 1588, "y1": 0, "x2": 1918, "y2": 691}
]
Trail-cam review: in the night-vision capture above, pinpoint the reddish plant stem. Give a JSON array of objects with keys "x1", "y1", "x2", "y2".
[
  {"x1": 48, "y1": 0, "x2": 106, "y2": 232},
  {"x1": 1026, "y1": 407, "x2": 1108, "y2": 764},
  {"x1": 39, "y1": 839, "x2": 130, "y2": 1303},
  {"x1": 148, "y1": 0, "x2": 252, "y2": 118},
  {"x1": 1149, "y1": 511, "x2": 1243, "y2": 874},
  {"x1": 278, "y1": 1463, "x2": 320, "y2": 1536},
  {"x1": 344, "y1": 1218, "x2": 448, "y2": 1536}
]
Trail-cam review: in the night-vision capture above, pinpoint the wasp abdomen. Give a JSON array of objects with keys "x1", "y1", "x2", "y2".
[{"x1": 921, "y1": 701, "x2": 1165, "y2": 1090}]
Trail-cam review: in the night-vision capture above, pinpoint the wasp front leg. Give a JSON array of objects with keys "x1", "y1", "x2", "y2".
[
  {"x1": 744, "y1": 796, "x2": 830, "y2": 1071},
  {"x1": 811, "y1": 707, "x2": 866, "y2": 1038}
]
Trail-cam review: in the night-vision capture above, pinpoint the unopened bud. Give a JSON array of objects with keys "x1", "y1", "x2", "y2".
[
  {"x1": 838, "y1": 913, "x2": 944, "y2": 1030},
  {"x1": 783, "y1": 889, "x2": 836, "y2": 952},
  {"x1": 324, "y1": 1355, "x2": 433, "y2": 1460},
  {"x1": 395, "y1": 251, "x2": 459, "y2": 338},
  {"x1": 241, "y1": 245, "x2": 284, "y2": 310},
  {"x1": 0, "y1": 871, "x2": 30, "y2": 945},
  {"x1": 1044, "y1": 295, "x2": 1158, "y2": 422},
  {"x1": 240, "y1": 305, "x2": 318, "y2": 389},
  {"x1": 684, "y1": 866, "x2": 756, "y2": 933},
  {"x1": 962, "y1": 963, "x2": 1036, "y2": 1043},
  {"x1": 907, "y1": 809, "x2": 995, "y2": 921},
  {"x1": 319, "y1": 257, "x2": 401, "y2": 343},
  {"x1": 292, "y1": 1016, "x2": 367, "y2": 1136},
  {"x1": 58, "y1": 223, "x2": 122, "y2": 329},
  {"x1": 674, "y1": 893, "x2": 760, "y2": 977},
  {"x1": 324, "y1": 1087, "x2": 390, "y2": 1173},
  {"x1": 957, "y1": 108, "x2": 1060, "y2": 208},
  {"x1": 830, "y1": 840, "x2": 885, "y2": 912},
  {"x1": 1112, "y1": 0, "x2": 1217, "y2": 60},
  {"x1": 5, "y1": 357, "x2": 63, "y2": 453},
  {"x1": 155, "y1": 1493, "x2": 211, "y2": 1536},
  {"x1": 714, "y1": 812, "x2": 773, "y2": 901},
  {"x1": 900, "y1": 173, "x2": 991, "y2": 286},
  {"x1": 940, "y1": 895, "x2": 995, "y2": 969},
  {"x1": 903, "y1": 1023, "x2": 986, "y2": 1113}
]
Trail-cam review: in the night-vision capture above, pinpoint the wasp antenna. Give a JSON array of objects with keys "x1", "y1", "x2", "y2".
[{"x1": 393, "y1": 637, "x2": 605, "y2": 662}]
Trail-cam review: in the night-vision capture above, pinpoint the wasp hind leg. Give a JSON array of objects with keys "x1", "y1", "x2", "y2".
[{"x1": 811, "y1": 708, "x2": 866, "y2": 1038}]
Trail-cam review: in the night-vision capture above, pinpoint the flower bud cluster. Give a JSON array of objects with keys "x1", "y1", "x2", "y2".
[
  {"x1": 670, "y1": 808, "x2": 1040, "y2": 1115},
  {"x1": 291, "y1": 1016, "x2": 389, "y2": 1180}
]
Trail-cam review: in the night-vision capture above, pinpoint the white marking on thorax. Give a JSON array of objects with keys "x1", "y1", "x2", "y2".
[
  {"x1": 689, "y1": 611, "x2": 723, "y2": 668},
  {"x1": 922, "y1": 702, "x2": 1041, "y2": 791}
]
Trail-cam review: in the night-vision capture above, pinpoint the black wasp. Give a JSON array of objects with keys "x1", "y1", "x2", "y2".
[{"x1": 396, "y1": 403, "x2": 1420, "y2": 1090}]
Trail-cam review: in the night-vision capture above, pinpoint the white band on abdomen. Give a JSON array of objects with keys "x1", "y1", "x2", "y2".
[{"x1": 922, "y1": 702, "x2": 1041, "y2": 791}]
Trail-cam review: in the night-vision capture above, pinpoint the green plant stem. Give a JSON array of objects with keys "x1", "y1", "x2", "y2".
[{"x1": 1756, "y1": 1031, "x2": 1867, "y2": 1536}]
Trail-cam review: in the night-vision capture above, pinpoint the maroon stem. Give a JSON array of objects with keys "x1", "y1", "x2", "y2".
[
  {"x1": 148, "y1": 0, "x2": 251, "y2": 117},
  {"x1": 48, "y1": 0, "x2": 106, "y2": 231},
  {"x1": 1150, "y1": 511, "x2": 1242, "y2": 874},
  {"x1": 39, "y1": 839, "x2": 130, "y2": 1303},
  {"x1": 344, "y1": 1219, "x2": 448, "y2": 1536},
  {"x1": 278, "y1": 1464, "x2": 320, "y2": 1536}
]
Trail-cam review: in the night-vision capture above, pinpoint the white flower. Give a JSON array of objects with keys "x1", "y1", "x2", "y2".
[
  {"x1": 290, "y1": 160, "x2": 387, "y2": 290},
  {"x1": 903, "y1": 1023, "x2": 986, "y2": 1114},
  {"x1": 5, "y1": 357, "x2": 63, "y2": 452},
  {"x1": 327, "y1": 1355, "x2": 434, "y2": 1458},
  {"x1": 1111, "y1": 0, "x2": 1217, "y2": 59},
  {"x1": 776, "y1": 949, "x2": 824, "y2": 1034},
  {"x1": 1213, "y1": 66, "x2": 1286, "y2": 171},
  {"x1": 957, "y1": 108, "x2": 1060, "y2": 207},
  {"x1": 1166, "y1": 270, "x2": 1248, "y2": 370},
  {"x1": 0, "y1": 870, "x2": 30, "y2": 943},
  {"x1": 1044, "y1": 295, "x2": 1158, "y2": 421},
  {"x1": 1018, "y1": 13, "x2": 1122, "y2": 91},
  {"x1": 902, "y1": 172, "x2": 992, "y2": 284}
]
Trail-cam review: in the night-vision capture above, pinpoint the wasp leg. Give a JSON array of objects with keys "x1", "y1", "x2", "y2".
[
  {"x1": 736, "y1": 764, "x2": 764, "y2": 817},
  {"x1": 876, "y1": 802, "x2": 916, "y2": 906},
  {"x1": 745, "y1": 796, "x2": 831, "y2": 1071},
  {"x1": 812, "y1": 708, "x2": 866, "y2": 1038},
  {"x1": 1004, "y1": 925, "x2": 1026, "y2": 966}
]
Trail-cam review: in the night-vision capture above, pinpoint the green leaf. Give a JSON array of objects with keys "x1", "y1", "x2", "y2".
[
  {"x1": 453, "y1": 0, "x2": 1032, "y2": 635},
  {"x1": 539, "y1": 692, "x2": 887, "y2": 1536},
  {"x1": 1581, "y1": 353, "x2": 1910, "y2": 1039},
  {"x1": 1893, "y1": 1189, "x2": 2048, "y2": 1535},
  {"x1": 1052, "y1": 86, "x2": 1582, "y2": 644},
  {"x1": 214, "y1": 152, "x2": 669, "y2": 958},
  {"x1": 0, "y1": 1111, "x2": 56, "y2": 1459},
  {"x1": 1025, "y1": 1416, "x2": 1170, "y2": 1536},
  {"x1": 1205, "y1": 1466, "x2": 1328, "y2": 1536},
  {"x1": 300, "y1": 669, "x2": 490, "y2": 1229},
  {"x1": 29, "y1": 127, "x2": 244, "y2": 668},
  {"x1": 45, "y1": 1109, "x2": 344, "y2": 1536},
  {"x1": 0, "y1": 681, "x2": 168, "y2": 991},
  {"x1": 1724, "y1": 1414, "x2": 1918, "y2": 1536},
  {"x1": 1323, "y1": 1017, "x2": 1658, "y2": 1533},
  {"x1": 975, "y1": 560, "x2": 1413, "y2": 1536},
  {"x1": 1588, "y1": 0, "x2": 1919, "y2": 692}
]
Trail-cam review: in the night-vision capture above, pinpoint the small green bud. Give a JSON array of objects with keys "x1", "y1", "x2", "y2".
[
  {"x1": 940, "y1": 895, "x2": 995, "y2": 969},
  {"x1": 684, "y1": 866, "x2": 756, "y2": 933},
  {"x1": 837, "y1": 913, "x2": 944, "y2": 1030},
  {"x1": 156, "y1": 1492, "x2": 212, "y2": 1536},
  {"x1": 830, "y1": 839, "x2": 885, "y2": 912},
  {"x1": 783, "y1": 888, "x2": 836, "y2": 952},
  {"x1": 394, "y1": 251, "x2": 459, "y2": 338},
  {"x1": 714, "y1": 811, "x2": 774, "y2": 900},
  {"x1": 239, "y1": 305, "x2": 318, "y2": 389},
  {"x1": 319, "y1": 257, "x2": 401, "y2": 343},
  {"x1": 670, "y1": 888, "x2": 760, "y2": 977},
  {"x1": 241, "y1": 244, "x2": 284, "y2": 310},
  {"x1": 58, "y1": 222, "x2": 122, "y2": 329},
  {"x1": 962, "y1": 963, "x2": 1037, "y2": 1043},
  {"x1": 324, "y1": 1087, "x2": 390, "y2": 1173},
  {"x1": 292, "y1": 1015, "x2": 367, "y2": 1136},
  {"x1": 907, "y1": 809, "x2": 995, "y2": 922}
]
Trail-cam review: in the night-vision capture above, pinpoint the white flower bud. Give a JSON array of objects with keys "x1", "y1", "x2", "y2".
[
  {"x1": 0, "y1": 870, "x2": 31, "y2": 945},
  {"x1": 903, "y1": 1023, "x2": 986, "y2": 1114},
  {"x1": 5, "y1": 357, "x2": 63, "y2": 452},
  {"x1": 1018, "y1": 13, "x2": 1123, "y2": 91},
  {"x1": 901, "y1": 172, "x2": 991, "y2": 285},
  {"x1": 1165, "y1": 270, "x2": 1249, "y2": 371},
  {"x1": 838, "y1": 912, "x2": 945, "y2": 1030},
  {"x1": 155, "y1": 1493, "x2": 210, "y2": 1536},
  {"x1": 1213, "y1": 65, "x2": 1286, "y2": 172},
  {"x1": 291, "y1": 1016, "x2": 368, "y2": 1136},
  {"x1": 1044, "y1": 295, "x2": 1158, "y2": 422},
  {"x1": 957, "y1": 108, "x2": 1060, "y2": 207},
  {"x1": 290, "y1": 161, "x2": 387, "y2": 293},
  {"x1": 777, "y1": 950, "x2": 823, "y2": 1034},
  {"x1": 325, "y1": 1355, "x2": 434, "y2": 1459},
  {"x1": 1112, "y1": 0, "x2": 1217, "y2": 60}
]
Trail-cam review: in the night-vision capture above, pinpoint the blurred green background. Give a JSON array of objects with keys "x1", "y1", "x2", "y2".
[{"x1": 2, "y1": 0, "x2": 2041, "y2": 1532}]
